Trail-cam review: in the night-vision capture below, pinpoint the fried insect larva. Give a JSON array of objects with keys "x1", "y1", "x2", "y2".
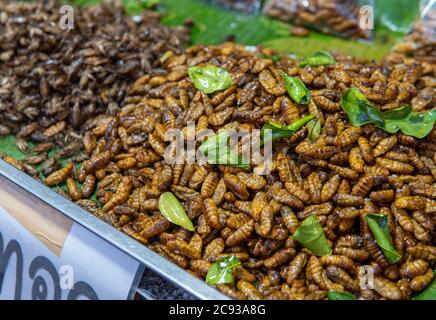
[
  {"x1": 399, "y1": 259, "x2": 429, "y2": 278},
  {"x1": 263, "y1": 248, "x2": 296, "y2": 268},
  {"x1": 140, "y1": 215, "x2": 172, "y2": 239},
  {"x1": 256, "y1": 200, "x2": 281, "y2": 237},
  {"x1": 362, "y1": 232, "x2": 389, "y2": 268},
  {"x1": 234, "y1": 267, "x2": 256, "y2": 282},
  {"x1": 333, "y1": 193, "x2": 364, "y2": 207},
  {"x1": 281, "y1": 206, "x2": 300, "y2": 234},
  {"x1": 338, "y1": 218, "x2": 355, "y2": 233},
  {"x1": 320, "y1": 255, "x2": 356, "y2": 275},
  {"x1": 370, "y1": 189, "x2": 395, "y2": 203},
  {"x1": 308, "y1": 100, "x2": 325, "y2": 125},
  {"x1": 157, "y1": 165, "x2": 173, "y2": 191},
  {"x1": 397, "y1": 279, "x2": 412, "y2": 300},
  {"x1": 407, "y1": 245, "x2": 436, "y2": 261},
  {"x1": 281, "y1": 97, "x2": 300, "y2": 124},
  {"x1": 298, "y1": 202, "x2": 334, "y2": 220},
  {"x1": 208, "y1": 108, "x2": 235, "y2": 126},
  {"x1": 203, "y1": 238, "x2": 225, "y2": 261},
  {"x1": 325, "y1": 266, "x2": 359, "y2": 292},
  {"x1": 351, "y1": 175, "x2": 374, "y2": 198},
  {"x1": 234, "y1": 201, "x2": 252, "y2": 215},
  {"x1": 384, "y1": 151, "x2": 409, "y2": 163},
  {"x1": 237, "y1": 172, "x2": 267, "y2": 190},
  {"x1": 284, "y1": 182, "x2": 310, "y2": 202},
  {"x1": 116, "y1": 157, "x2": 136, "y2": 170},
  {"x1": 412, "y1": 211, "x2": 433, "y2": 231},
  {"x1": 373, "y1": 136, "x2": 398, "y2": 157},
  {"x1": 307, "y1": 256, "x2": 328, "y2": 290},
  {"x1": 223, "y1": 173, "x2": 249, "y2": 200},
  {"x1": 349, "y1": 147, "x2": 365, "y2": 173},
  {"x1": 226, "y1": 220, "x2": 254, "y2": 246},
  {"x1": 83, "y1": 150, "x2": 111, "y2": 174},
  {"x1": 269, "y1": 185, "x2": 304, "y2": 209},
  {"x1": 216, "y1": 284, "x2": 246, "y2": 300},
  {"x1": 383, "y1": 265, "x2": 400, "y2": 281},
  {"x1": 188, "y1": 166, "x2": 207, "y2": 190},
  {"x1": 251, "y1": 191, "x2": 268, "y2": 221},
  {"x1": 45, "y1": 161, "x2": 74, "y2": 186},
  {"x1": 227, "y1": 213, "x2": 251, "y2": 229},
  {"x1": 212, "y1": 178, "x2": 227, "y2": 205},
  {"x1": 204, "y1": 198, "x2": 225, "y2": 230},
  {"x1": 178, "y1": 163, "x2": 195, "y2": 187},
  {"x1": 190, "y1": 259, "x2": 211, "y2": 278},
  {"x1": 200, "y1": 172, "x2": 220, "y2": 198},
  {"x1": 211, "y1": 86, "x2": 237, "y2": 106},
  {"x1": 320, "y1": 174, "x2": 341, "y2": 202},
  {"x1": 276, "y1": 152, "x2": 291, "y2": 182},
  {"x1": 172, "y1": 163, "x2": 184, "y2": 185},
  {"x1": 43, "y1": 120, "x2": 66, "y2": 137},
  {"x1": 334, "y1": 127, "x2": 362, "y2": 147},
  {"x1": 373, "y1": 276, "x2": 403, "y2": 300},
  {"x1": 337, "y1": 207, "x2": 360, "y2": 220},
  {"x1": 410, "y1": 268, "x2": 434, "y2": 292},
  {"x1": 411, "y1": 219, "x2": 431, "y2": 242},
  {"x1": 409, "y1": 182, "x2": 436, "y2": 199},
  {"x1": 391, "y1": 204, "x2": 414, "y2": 233},
  {"x1": 328, "y1": 164, "x2": 359, "y2": 180},
  {"x1": 66, "y1": 177, "x2": 82, "y2": 201},
  {"x1": 358, "y1": 136, "x2": 374, "y2": 163},
  {"x1": 333, "y1": 247, "x2": 369, "y2": 262},
  {"x1": 166, "y1": 238, "x2": 201, "y2": 260},
  {"x1": 307, "y1": 172, "x2": 322, "y2": 204},
  {"x1": 395, "y1": 196, "x2": 427, "y2": 211},
  {"x1": 375, "y1": 158, "x2": 414, "y2": 174},
  {"x1": 335, "y1": 234, "x2": 363, "y2": 248},
  {"x1": 102, "y1": 176, "x2": 133, "y2": 212},
  {"x1": 237, "y1": 280, "x2": 263, "y2": 300},
  {"x1": 303, "y1": 146, "x2": 341, "y2": 160},
  {"x1": 312, "y1": 95, "x2": 340, "y2": 112},
  {"x1": 285, "y1": 252, "x2": 307, "y2": 286}
]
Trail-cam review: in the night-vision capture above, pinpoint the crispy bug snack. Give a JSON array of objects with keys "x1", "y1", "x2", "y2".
[
  {"x1": 11, "y1": 41, "x2": 434, "y2": 300},
  {"x1": 0, "y1": 0, "x2": 189, "y2": 171}
]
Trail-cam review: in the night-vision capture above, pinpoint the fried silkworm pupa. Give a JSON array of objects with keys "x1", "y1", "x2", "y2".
[
  {"x1": 102, "y1": 176, "x2": 133, "y2": 212},
  {"x1": 66, "y1": 177, "x2": 82, "y2": 201},
  {"x1": 45, "y1": 162, "x2": 74, "y2": 187}
]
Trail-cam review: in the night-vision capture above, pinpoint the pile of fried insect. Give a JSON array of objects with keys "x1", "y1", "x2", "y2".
[{"x1": 1, "y1": 2, "x2": 435, "y2": 301}]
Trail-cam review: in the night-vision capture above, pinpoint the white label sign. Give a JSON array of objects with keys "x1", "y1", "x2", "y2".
[{"x1": 0, "y1": 177, "x2": 142, "y2": 300}]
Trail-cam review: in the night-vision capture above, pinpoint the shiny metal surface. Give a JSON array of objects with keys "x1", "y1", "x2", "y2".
[{"x1": 0, "y1": 159, "x2": 229, "y2": 300}]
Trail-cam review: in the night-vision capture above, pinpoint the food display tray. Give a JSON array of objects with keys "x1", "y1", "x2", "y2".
[{"x1": 0, "y1": 159, "x2": 229, "y2": 300}]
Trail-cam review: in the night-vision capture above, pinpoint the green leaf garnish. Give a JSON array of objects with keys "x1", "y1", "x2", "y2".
[
  {"x1": 206, "y1": 255, "x2": 241, "y2": 285},
  {"x1": 199, "y1": 131, "x2": 249, "y2": 170},
  {"x1": 261, "y1": 115, "x2": 315, "y2": 145},
  {"x1": 159, "y1": 192, "x2": 194, "y2": 231},
  {"x1": 300, "y1": 51, "x2": 336, "y2": 67},
  {"x1": 328, "y1": 291, "x2": 356, "y2": 300},
  {"x1": 306, "y1": 118, "x2": 321, "y2": 142},
  {"x1": 281, "y1": 72, "x2": 311, "y2": 105},
  {"x1": 365, "y1": 214, "x2": 401, "y2": 264},
  {"x1": 341, "y1": 88, "x2": 436, "y2": 138},
  {"x1": 188, "y1": 66, "x2": 233, "y2": 94},
  {"x1": 293, "y1": 215, "x2": 332, "y2": 256},
  {"x1": 413, "y1": 271, "x2": 436, "y2": 300}
]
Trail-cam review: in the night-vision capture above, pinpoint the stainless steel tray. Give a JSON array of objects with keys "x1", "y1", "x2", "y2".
[{"x1": 0, "y1": 159, "x2": 229, "y2": 300}]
